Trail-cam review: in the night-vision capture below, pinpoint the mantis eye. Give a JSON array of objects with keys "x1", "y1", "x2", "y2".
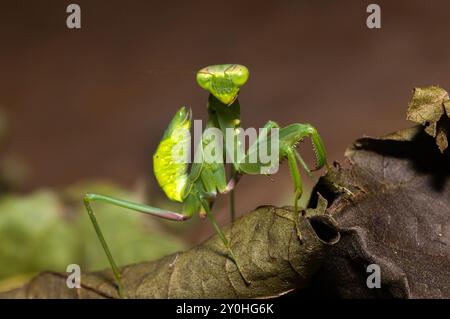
[
  {"x1": 230, "y1": 65, "x2": 249, "y2": 87},
  {"x1": 196, "y1": 71, "x2": 212, "y2": 91}
]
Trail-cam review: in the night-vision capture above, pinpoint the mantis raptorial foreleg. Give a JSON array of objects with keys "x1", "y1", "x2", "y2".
[
  {"x1": 285, "y1": 148, "x2": 303, "y2": 213},
  {"x1": 237, "y1": 121, "x2": 327, "y2": 212},
  {"x1": 294, "y1": 150, "x2": 314, "y2": 179}
]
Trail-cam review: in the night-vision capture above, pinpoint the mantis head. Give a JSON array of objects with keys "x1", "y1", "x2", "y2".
[{"x1": 196, "y1": 64, "x2": 249, "y2": 106}]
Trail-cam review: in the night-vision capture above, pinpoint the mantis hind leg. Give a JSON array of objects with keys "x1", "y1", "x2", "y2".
[{"x1": 83, "y1": 193, "x2": 193, "y2": 298}]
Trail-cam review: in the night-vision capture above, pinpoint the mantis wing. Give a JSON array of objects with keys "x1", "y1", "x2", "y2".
[{"x1": 153, "y1": 107, "x2": 192, "y2": 202}]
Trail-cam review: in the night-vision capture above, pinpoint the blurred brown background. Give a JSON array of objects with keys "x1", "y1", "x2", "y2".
[{"x1": 1, "y1": 0, "x2": 449, "y2": 241}]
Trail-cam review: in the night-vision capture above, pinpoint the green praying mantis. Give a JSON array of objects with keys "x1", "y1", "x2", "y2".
[{"x1": 83, "y1": 64, "x2": 328, "y2": 298}]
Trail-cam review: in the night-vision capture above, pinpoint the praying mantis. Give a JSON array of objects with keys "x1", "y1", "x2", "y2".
[{"x1": 83, "y1": 64, "x2": 328, "y2": 298}]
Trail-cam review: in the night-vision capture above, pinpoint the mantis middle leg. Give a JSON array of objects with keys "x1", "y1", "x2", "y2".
[{"x1": 200, "y1": 198, "x2": 251, "y2": 285}]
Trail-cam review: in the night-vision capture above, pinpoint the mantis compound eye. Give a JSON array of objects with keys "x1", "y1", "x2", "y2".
[
  {"x1": 229, "y1": 65, "x2": 249, "y2": 87},
  {"x1": 196, "y1": 71, "x2": 212, "y2": 91}
]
